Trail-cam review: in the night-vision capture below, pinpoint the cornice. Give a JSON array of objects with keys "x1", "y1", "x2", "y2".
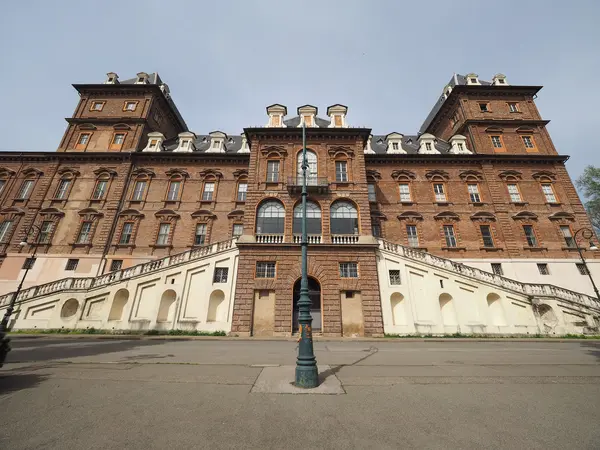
[
  {"x1": 244, "y1": 126, "x2": 371, "y2": 144},
  {"x1": 365, "y1": 153, "x2": 569, "y2": 165}
]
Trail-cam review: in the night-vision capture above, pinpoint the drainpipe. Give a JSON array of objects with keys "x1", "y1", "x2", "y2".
[{"x1": 96, "y1": 152, "x2": 136, "y2": 276}]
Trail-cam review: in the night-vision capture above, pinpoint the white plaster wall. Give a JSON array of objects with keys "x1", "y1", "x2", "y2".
[
  {"x1": 459, "y1": 258, "x2": 600, "y2": 298},
  {"x1": 4, "y1": 247, "x2": 239, "y2": 333},
  {"x1": 377, "y1": 250, "x2": 597, "y2": 336}
]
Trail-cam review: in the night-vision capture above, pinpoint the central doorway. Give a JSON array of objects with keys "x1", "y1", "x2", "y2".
[{"x1": 293, "y1": 277, "x2": 322, "y2": 333}]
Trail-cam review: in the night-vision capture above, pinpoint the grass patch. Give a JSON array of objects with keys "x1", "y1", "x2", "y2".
[
  {"x1": 9, "y1": 328, "x2": 228, "y2": 337},
  {"x1": 383, "y1": 333, "x2": 600, "y2": 339}
]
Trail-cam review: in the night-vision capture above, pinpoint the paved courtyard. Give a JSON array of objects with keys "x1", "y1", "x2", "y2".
[{"x1": 1, "y1": 337, "x2": 600, "y2": 449}]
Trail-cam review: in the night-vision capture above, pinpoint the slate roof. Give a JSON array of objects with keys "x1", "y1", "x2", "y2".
[
  {"x1": 418, "y1": 74, "x2": 492, "y2": 134},
  {"x1": 162, "y1": 134, "x2": 246, "y2": 154},
  {"x1": 283, "y1": 116, "x2": 331, "y2": 128},
  {"x1": 370, "y1": 135, "x2": 451, "y2": 155}
]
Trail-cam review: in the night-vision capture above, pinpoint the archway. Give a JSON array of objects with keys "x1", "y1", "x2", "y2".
[
  {"x1": 108, "y1": 288, "x2": 129, "y2": 321},
  {"x1": 390, "y1": 293, "x2": 406, "y2": 326},
  {"x1": 61, "y1": 298, "x2": 79, "y2": 319},
  {"x1": 293, "y1": 277, "x2": 321, "y2": 333},
  {"x1": 487, "y1": 293, "x2": 507, "y2": 326},
  {"x1": 207, "y1": 289, "x2": 225, "y2": 322},
  {"x1": 439, "y1": 293, "x2": 457, "y2": 326},
  {"x1": 157, "y1": 289, "x2": 177, "y2": 322}
]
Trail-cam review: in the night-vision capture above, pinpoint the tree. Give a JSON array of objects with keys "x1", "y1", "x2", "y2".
[{"x1": 576, "y1": 165, "x2": 600, "y2": 231}]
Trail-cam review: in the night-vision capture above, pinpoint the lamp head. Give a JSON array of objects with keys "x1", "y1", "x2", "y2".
[
  {"x1": 19, "y1": 241, "x2": 27, "y2": 247},
  {"x1": 589, "y1": 241, "x2": 598, "y2": 251}
]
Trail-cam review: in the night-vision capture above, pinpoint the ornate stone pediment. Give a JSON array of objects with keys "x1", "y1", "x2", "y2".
[
  {"x1": 459, "y1": 170, "x2": 484, "y2": 181},
  {"x1": 512, "y1": 211, "x2": 537, "y2": 221},
  {"x1": 391, "y1": 170, "x2": 416, "y2": 181},
  {"x1": 425, "y1": 170, "x2": 450, "y2": 181}
]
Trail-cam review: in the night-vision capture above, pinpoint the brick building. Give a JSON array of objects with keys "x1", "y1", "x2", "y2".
[{"x1": 0, "y1": 71, "x2": 598, "y2": 336}]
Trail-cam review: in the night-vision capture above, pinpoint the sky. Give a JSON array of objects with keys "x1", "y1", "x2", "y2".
[{"x1": 0, "y1": 0, "x2": 598, "y2": 183}]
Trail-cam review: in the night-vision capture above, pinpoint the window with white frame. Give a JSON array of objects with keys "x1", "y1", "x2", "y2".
[
  {"x1": 335, "y1": 161, "x2": 348, "y2": 182},
  {"x1": 541, "y1": 184, "x2": 557, "y2": 203},
  {"x1": 38, "y1": 221, "x2": 53, "y2": 244},
  {"x1": 55, "y1": 179, "x2": 71, "y2": 199},
  {"x1": 132, "y1": 180, "x2": 147, "y2": 201},
  {"x1": 17, "y1": 180, "x2": 34, "y2": 199},
  {"x1": 406, "y1": 225, "x2": 419, "y2": 247},
  {"x1": 443, "y1": 225, "x2": 457, "y2": 247},
  {"x1": 156, "y1": 223, "x2": 171, "y2": 245},
  {"x1": 119, "y1": 222, "x2": 134, "y2": 244},
  {"x1": 399, "y1": 183, "x2": 411, "y2": 202},
  {"x1": 433, "y1": 183, "x2": 447, "y2": 202},
  {"x1": 491, "y1": 135, "x2": 503, "y2": 149},
  {"x1": 202, "y1": 182, "x2": 215, "y2": 201},
  {"x1": 266, "y1": 161, "x2": 280, "y2": 182},
  {"x1": 256, "y1": 261, "x2": 276, "y2": 278},
  {"x1": 0, "y1": 220, "x2": 13, "y2": 243},
  {"x1": 237, "y1": 182, "x2": 247, "y2": 202},
  {"x1": 77, "y1": 221, "x2": 93, "y2": 244},
  {"x1": 92, "y1": 180, "x2": 108, "y2": 200},
  {"x1": 195, "y1": 223, "x2": 207, "y2": 245},
  {"x1": 560, "y1": 226, "x2": 575, "y2": 247},
  {"x1": 232, "y1": 223, "x2": 243, "y2": 237},
  {"x1": 368, "y1": 183, "x2": 377, "y2": 202},
  {"x1": 507, "y1": 184, "x2": 522, "y2": 202},
  {"x1": 167, "y1": 180, "x2": 181, "y2": 201},
  {"x1": 522, "y1": 136, "x2": 535, "y2": 149},
  {"x1": 339, "y1": 262, "x2": 358, "y2": 278},
  {"x1": 468, "y1": 184, "x2": 481, "y2": 203}
]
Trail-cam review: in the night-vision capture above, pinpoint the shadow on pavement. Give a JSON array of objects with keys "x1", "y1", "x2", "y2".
[
  {"x1": 0, "y1": 372, "x2": 48, "y2": 396},
  {"x1": 4, "y1": 338, "x2": 168, "y2": 363},
  {"x1": 580, "y1": 341, "x2": 600, "y2": 361}
]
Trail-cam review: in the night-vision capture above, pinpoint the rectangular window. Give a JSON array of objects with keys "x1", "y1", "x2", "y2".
[
  {"x1": 237, "y1": 182, "x2": 247, "y2": 202},
  {"x1": 392, "y1": 142, "x2": 399, "y2": 150},
  {"x1": 213, "y1": 267, "x2": 229, "y2": 283},
  {"x1": 576, "y1": 263, "x2": 589, "y2": 275},
  {"x1": 433, "y1": 183, "x2": 447, "y2": 202},
  {"x1": 0, "y1": 179, "x2": 6, "y2": 194},
  {"x1": 522, "y1": 136, "x2": 535, "y2": 149},
  {"x1": 508, "y1": 102, "x2": 519, "y2": 113},
  {"x1": 560, "y1": 226, "x2": 575, "y2": 248},
  {"x1": 372, "y1": 223, "x2": 381, "y2": 238},
  {"x1": 149, "y1": 139, "x2": 158, "y2": 149},
  {"x1": 38, "y1": 221, "x2": 53, "y2": 244},
  {"x1": 523, "y1": 225, "x2": 538, "y2": 247},
  {"x1": 65, "y1": 259, "x2": 79, "y2": 271},
  {"x1": 266, "y1": 161, "x2": 280, "y2": 183},
  {"x1": 507, "y1": 184, "x2": 522, "y2": 202},
  {"x1": 167, "y1": 181, "x2": 181, "y2": 201},
  {"x1": 537, "y1": 263, "x2": 550, "y2": 275},
  {"x1": 232, "y1": 223, "x2": 243, "y2": 237},
  {"x1": 468, "y1": 184, "x2": 481, "y2": 203},
  {"x1": 22, "y1": 257, "x2": 36, "y2": 270},
  {"x1": 368, "y1": 183, "x2": 377, "y2": 202},
  {"x1": 156, "y1": 223, "x2": 171, "y2": 245},
  {"x1": 110, "y1": 260, "x2": 123, "y2": 272},
  {"x1": 491, "y1": 263, "x2": 503, "y2": 276},
  {"x1": 480, "y1": 225, "x2": 494, "y2": 248},
  {"x1": 124, "y1": 101, "x2": 137, "y2": 111},
  {"x1": 195, "y1": 223, "x2": 207, "y2": 245},
  {"x1": 339, "y1": 262, "x2": 358, "y2": 278},
  {"x1": 541, "y1": 184, "x2": 557, "y2": 203},
  {"x1": 55, "y1": 179, "x2": 71, "y2": 199},
  {"x1": 202, "y1": 182, "x2": 215, "y2": 201},
  {"x1": 0, "y1": 220, "x2": 13, "y2": 243},
  {"x1": 92, "y1": 180, "x2": 108, "y2": 200},
  {"x1": 425, "y1": 142, "x2": 432, "y2": 151},
  {"x1": 91, "y1": 101, "x2": 104, "y2": 111},
  {"x1": 399, "y1": 183, "x2": 411, "y2": 202},
  {"x1": 406, "y1": 225, "x2": 419, "y2": 247},
  {"x1": 16, "y1": 180, "x2": 34, "y2": 199},
  {"x1": 110, "y1": 133, "x2": 126, "y2": 150},
  {"x1": 490, "y1": 135, "x2": 503, "y2": 149},
  {"x1": 479, "y1": 103, "x2": 489, "y2": 112},
  {"x1": 77, "y1": 221, "x2": 93, "y2": 244},
  {"x1": 76, "y1": 133, "x2": 91, "y2": 150},
  {"x1": 335, "y1": 161, "x2": 348, "y2": 182},
  {"x1": 256, "y1": 261, "x2": 276, "y2": 278},
  {"x1": 132, "y1": 180, "x2": 146, "y2": 201},
  {"x1": 119, "y1": 222, "x2": 134, "y2": 245},
  {"x1": 389, "y1": 269, "x2": 401, "y2": 285},
  {"x1": 443, "y1": 225, "x2": 457, "y2": 248}
]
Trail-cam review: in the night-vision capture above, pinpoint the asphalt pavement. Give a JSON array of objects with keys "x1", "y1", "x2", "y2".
[{"x1": 1, "y1": 337, "x2": 599, "y2": 449}]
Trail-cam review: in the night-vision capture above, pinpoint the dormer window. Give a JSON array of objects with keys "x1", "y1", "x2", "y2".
[
  {"x1": 392, "y1": 142, "x2": 399, "y2": 151},
  {"x1": 327, "y1": 104, "x2": 348, "y2": 128},
  {"x1": 212, "y1": 140, "x2": 220, "y2": 149},
  {"x1": 143, "y1": 132, "x2": 165, "y2": 152},
  {"x1": 149, "y1": 139, "x2": 158, "y2": 149},
  {"x1": 425, "y1": 143, "x2": 432, "y2": 151},
  {"x1": 449, "y1": 134, "x2": 471, "y2": 154},
  {"x1": 181, "y1": 140, "x2": 190, "y2": 148},
  {"x1": 266, "y1": 104, "x2": 287, "y2": 128},
  {"x1": 175, "y1": 132, "x2": 196, "y2": 153},
  {"x1": 334, "y1": 115, "x2": 342, "y2": 127},
  {"x1": 458, "y1": 143, "x2": 463, "y2": 151},
  {"x1": 303, "y1": 115, "x2": 313, "y2": 127},
  {"x1": 498, "y1": 79, "x2": 505, "y2": 84},
  {"x1": 492, "y1": 74, "x2": 509, "y2": 86},
  {"x1": 466, "y1": 73, "x2": 480, "y2": 85},
  {"x1": 470, "y1": 78, "x2": 477, "y2": 83},
  {"x1": 271, "y1": 115, "x2": 281, "y2": 127},
  {"x1": 418, "y1": 133, "x2": 439, "y2": 154},
  {"x1": 105, "y1": 72, "x2": 119, "y2": 84},
  {"x1": 135, "y1": 72, "x2": 149, "y2": 84}
]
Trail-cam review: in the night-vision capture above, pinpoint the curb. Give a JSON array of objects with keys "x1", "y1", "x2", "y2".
[{"x1": 7, "y1": 334, "x2": 600, "y2": 343}]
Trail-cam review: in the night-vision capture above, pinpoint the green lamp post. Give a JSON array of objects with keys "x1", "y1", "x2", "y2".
[{"x1": 295, "y1": 120, "x2": 319, "y2": 388}]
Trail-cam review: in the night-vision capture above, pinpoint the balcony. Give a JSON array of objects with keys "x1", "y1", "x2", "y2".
[
  {"x1": 293, "y1": 234, "x2": 322, "y2": 244},
  {"x1": 255, "y1": 234, "x2": 285, "y2": 244},
  {"x1": 331, "y1": 234, "x2": 359, "y2": 244},
  {"x1": 287, "y1": 176, "x2": 329, "y2": 194}
]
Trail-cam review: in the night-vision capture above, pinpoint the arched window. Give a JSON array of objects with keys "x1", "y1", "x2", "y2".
[
  {"x1": 256, "y1": 200, "x2": 285, "y2": 234},
  {"x1": 297, "y1": 150, "x2": 318, "y2": 184},
  {"x1": 293, "y1": 201, "x2": 321, "y2": 234},
  {"x1": 330, "y1": 201, "x2": 358, "y2": 235}
]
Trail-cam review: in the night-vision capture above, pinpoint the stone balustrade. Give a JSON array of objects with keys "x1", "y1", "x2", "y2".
[
  {"x1": 255, "y1": 234, "x2": 285, "y2": 244},
  {"x1": 331, "y1": 234, "x2": 359, "y2": 244},
  {"x1": 292, "y1": 234, "x2": 322, "y2": 244}
]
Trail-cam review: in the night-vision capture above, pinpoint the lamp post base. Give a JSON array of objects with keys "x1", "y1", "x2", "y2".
[{"x1": 295, "y1": 365, "x2": 319, "y2": 389}]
